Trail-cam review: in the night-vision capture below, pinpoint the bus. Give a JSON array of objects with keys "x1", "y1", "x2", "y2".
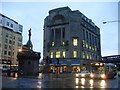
[{"x1": 90, "y1": 62, "x2": 117, "y2": 79}]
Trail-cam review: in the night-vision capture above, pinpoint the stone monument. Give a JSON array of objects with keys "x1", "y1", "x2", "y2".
[{"x1": 17, "y1": 28, "x2": 41, "y2": 77}]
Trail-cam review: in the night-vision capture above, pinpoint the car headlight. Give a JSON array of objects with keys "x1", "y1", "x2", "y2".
[
  {"x1": 90, "y1": 74, "x2": 94, "y2": 78},
  {"x1": 76, "y1": 74, "x2": 79, "y2": 77},
  {"x1": 81, "y1": 74, "x2": 85, "y2": 77},
  {"x1": 101, "y1": 74, "x2": 106, "y2": 79}
]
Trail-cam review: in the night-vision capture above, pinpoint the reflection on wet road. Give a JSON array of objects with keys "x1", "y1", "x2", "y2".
[{"x1": 2, "y1": 73, "x2": 119, "y2": 88}]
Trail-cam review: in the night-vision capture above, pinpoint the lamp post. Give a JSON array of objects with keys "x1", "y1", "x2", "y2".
[
  {"x1": 102, "y1": 20, "x2": 120, "y2": 63},
  {"x1": 103, "y1": 20, "x2": 120, "y2": 24}
]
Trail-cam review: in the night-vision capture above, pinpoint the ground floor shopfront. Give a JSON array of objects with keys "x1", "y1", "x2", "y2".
[{"x1": 48, "y1": 59, "x2": 92, "y2": 73}]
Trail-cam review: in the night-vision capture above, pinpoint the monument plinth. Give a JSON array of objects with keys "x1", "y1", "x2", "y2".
[{"x1": 17, "y1": 28, "x2": 41, "y2": 77}]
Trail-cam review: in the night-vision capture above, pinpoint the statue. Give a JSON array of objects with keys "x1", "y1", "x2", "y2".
[{"x1": 29, "y1": 28, "x2": 31, "y2": 40}]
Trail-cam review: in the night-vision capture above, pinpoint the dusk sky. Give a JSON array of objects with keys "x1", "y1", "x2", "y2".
[{"x1": 1, "y1": 1, "x2": 119, "y2": 59}]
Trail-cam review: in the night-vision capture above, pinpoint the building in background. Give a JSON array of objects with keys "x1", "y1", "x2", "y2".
[
  {"x1": 43, "y1": 7, "x2": 101, "y2": 73},
  {"x1": 0, "y1": 13, "x2": 23, "y2": 67}
]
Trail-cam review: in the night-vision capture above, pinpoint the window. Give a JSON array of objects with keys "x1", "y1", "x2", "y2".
[
  {"x1": 13, "y1": 41, "x2": 15, "y2": 45},
  {"x1": 73, "y1": 51, "x2": 77, "y2": 58},
  {"x1": 5, "y1": 39, "x2": 8, "y2": 43},
  {"x1": 9, "y1": 40, "x2": 12, "y2": 44},
  {"x1": 89, "y1": 46, "x2": 91, "y2": 50},
  {"x1": 11, "y1": 24, "x2": 13, "y2": 28},
  {"x1": 9, "y1": 46, "x2": 11, "y2": 50},
  {"x1": 4, "y1": 51, "x2": 7, "y2": 55},
  {"x1": 6, "y1": 33, "x2": 8, "y2": 37},
  {"x1": 19, "y1": 25, "x2": 23, "y2": 32},
  {"x1": 62, "y1": 51, "x2": 65, "y2": 58},
  {"x1": 8, "y1": 51, "x2": 11, "y2": 56},
  {"x1": 90, "y1": 53, "x2": 92, "y2": 60},
  {"x1": 4, "y1": 45, "x2": 7, "y2": 49},
  {"x1": 82, "y1": 51, "x2": 85, "y2": 59},
  {"x1": 18, "y1": 37, "x2": 22, "y2": 42},
  {"x1": 82, "y1": 40, "x2": 85, "y2": 47},
  {"x1": 86, "y1": 42, "x2": 88, "y2": 48},
  {"x1": 62, "y1": 42, "x2": 65, "y2": 46},
  {"x1": 50, "y1": 52, "x2": 53, "y2": 58},
  {"x1": 7, "y1": 22, "x2": 9, "y2": 26},
  {"x1": 52, "y1": 41, "x2": 54, "y2": 46},
  {"x1": 73, "y1": 38, "x2": 78, "y2": 46},
  {"x1": 13, "y1": 36, "x2": 15, "y2": 40},
  {"x1": 86, "y1": 53, "x2": 89, "y2": 59},
  {"x1": 56, "y1": 51, "x2": 60, "y2": 58}
]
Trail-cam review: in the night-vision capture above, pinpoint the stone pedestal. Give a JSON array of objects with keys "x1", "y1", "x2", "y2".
[{"x1": 17, "y1": 50, "x2": 40, "y2": 77}]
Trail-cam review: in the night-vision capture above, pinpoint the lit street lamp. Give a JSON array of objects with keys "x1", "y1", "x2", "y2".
[
  {"x1": 18, "y1": 48, "x2": 22, "y2": 52},
  {"x1": 103, "y1": 20, "x2": 120, "y2": 24}
]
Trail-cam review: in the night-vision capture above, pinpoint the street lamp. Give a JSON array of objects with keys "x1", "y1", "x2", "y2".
[
  {"x1": 18, "y1": 48, "x2": 22, "y2": 52},
  {"x1": 103, "y1": 20, "x2": 120, "y2": 24}
]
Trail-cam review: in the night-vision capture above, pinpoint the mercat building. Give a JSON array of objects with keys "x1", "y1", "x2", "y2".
[{"x1": 43, "y1": 7, "x2": 101, "y2": 73}]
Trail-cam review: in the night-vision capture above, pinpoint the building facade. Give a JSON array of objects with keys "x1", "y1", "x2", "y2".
[
  {"x1": 0, "y1": 13, "x2": 23, "y2": 66},
  {"x1": 43, "y1": 7, "x2": 101, "y2": 73}
]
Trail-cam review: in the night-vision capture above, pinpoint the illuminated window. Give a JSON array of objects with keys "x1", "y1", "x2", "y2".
[
  {"x1": 73, "y1": 51, "x2": 77, "y2": 58},
  {"x1": 62, "y1": 42, "x2": 65, "y2": 46},
  {"x1": 62, "y1": 51, "x2": 65, "y2": 58},
  {"x1": 86, "y1": 53, "x2": 89, "y2": 59},
  {"x1": 89, "y1": 46, "x2": 91, "y2": 50},
  {"x1": 56, "y1": 51, "x2": 60, "y2": 58},
  {"x1": 52, "y1": 42, "x2": 54, "y2": 46},
  {"x1": 50, "y1": 52, "x2": 53, "y2": 58},
  {"x1": 82, "y1": 40, "x2": 85, "y2": 47},
  {"x1": 82, "y1": 52, "x2": 85, "y2": 59},
  {"x1": 86, "y1": 42, "x2": 88, "y2": 48},
  {"x1": 73, "y1": 38, "x2": 78, "y2": 46}
]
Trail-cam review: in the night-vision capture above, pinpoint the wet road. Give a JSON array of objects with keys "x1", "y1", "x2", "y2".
[{"x1": 2, "y1": 73, "x2": 119, "y2": 89}]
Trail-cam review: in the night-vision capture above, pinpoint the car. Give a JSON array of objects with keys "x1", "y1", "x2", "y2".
[{"x1": 76, "y1": 71, "x2": 90, "y2": 78}]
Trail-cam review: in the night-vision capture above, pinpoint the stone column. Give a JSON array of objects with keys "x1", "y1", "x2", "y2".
[
  {"x1": 54, "y1": 29, "x2": 55, "y2": 44},
  {"x1": 61, "y1": 28, "x2": 63, "y2": 45}
]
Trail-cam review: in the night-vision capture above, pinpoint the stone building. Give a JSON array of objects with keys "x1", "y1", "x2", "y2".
[
  {"x1": 0, "y1": 13, "x2": 23, "y2": 67},
  {"x1": 43, "y1": 7, "x2": 101, "y2": 73}
]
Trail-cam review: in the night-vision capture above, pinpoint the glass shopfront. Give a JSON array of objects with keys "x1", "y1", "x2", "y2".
[
  {"x1": 71, "y1": 60, "x2": 80, "y2": 72},
  {"x1": 49, "y1": 59, "x2": 88, "y2": 73}
]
